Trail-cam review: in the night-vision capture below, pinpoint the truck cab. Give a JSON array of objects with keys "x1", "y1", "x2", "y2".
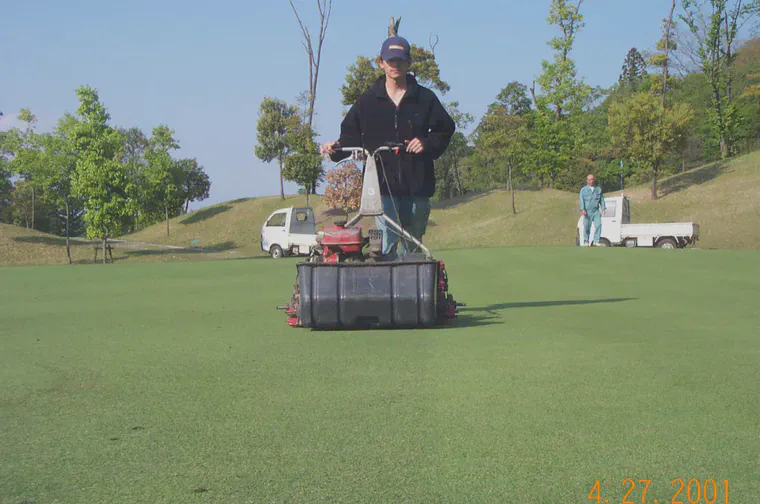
[
  {"x1": 261, "y1": 207, "x2": 318, "y2": 258},
  {"x1": 577, "y1": 195, "x2": 699, "y2": 249}
]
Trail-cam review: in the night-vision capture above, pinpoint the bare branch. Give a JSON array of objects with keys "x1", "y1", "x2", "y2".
[
  {"x1": 289, "y1": 0, "x2": 312, "y2": 46},
  {"x1": 429, "y1": 34, "x2": 440, "y2": 56}
]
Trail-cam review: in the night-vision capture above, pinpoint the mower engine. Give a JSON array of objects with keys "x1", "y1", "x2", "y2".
[{"x1": 316, "y1": 222, "x2": 371, "y2": 263}]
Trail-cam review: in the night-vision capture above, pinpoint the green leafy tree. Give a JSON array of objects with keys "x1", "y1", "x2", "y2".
[
  {"x1": 530, "y1": 0, "x2": 593, "y2": 187},
  {"x1": 8, "y1": 109, "x2": 45, "y2": 229},
  {"x1": 620, "y1": 48, "x2": 649, "y2": 90},
  {"x1": 649, "y1": 2, "x2": 678, "y2": 104},
  {"x1": 175, "y1": 158, "x2": 211, "y2": 214},
  {"x1": 71, "y1": 85, "x2": 134, "y2": 262},
  {"x1": 35, "y1": 115, "x2": 80, "y2": 263},
  {"x1": 145, "y1": 125, "x2": 181, "y2": 236},
  {"x1": 475, "y1": 87, "x2": 533, "y2": 213},
  {"x1": 435, "y1": 102, "x2": 474, "y2": 199},
  {"x1": 340, "y1": 46, "x2": 450, "y2": 107},
  {"x1": 254, "y1": 97, "x2": 298, "y2": 200},
  {"x1": 0, "y1": 131, "x2": 13, "y2": 223},
  {"x1": 283, "y1": 123, "x2": 323, "y2": 207},
  {"x1": 681, "y1": 0, "x2": 756, "y2": 158},
  {"x1": 609, "y1": 92, "x2": 694, "y2": 199}
]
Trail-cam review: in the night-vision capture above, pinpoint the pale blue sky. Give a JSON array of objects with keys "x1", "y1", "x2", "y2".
[{"x1": 1, "y1": 0, "x2": 692, "y2": 208}]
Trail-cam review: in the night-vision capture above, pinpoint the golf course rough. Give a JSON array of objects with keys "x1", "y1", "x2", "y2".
[{"x1": 1, "y1": 247, "x2": 759, "y2": 503}]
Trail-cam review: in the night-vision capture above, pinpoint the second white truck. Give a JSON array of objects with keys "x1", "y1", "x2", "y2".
[{"x1": 576, "y1": 195, "x2": 700, "y2": 249}]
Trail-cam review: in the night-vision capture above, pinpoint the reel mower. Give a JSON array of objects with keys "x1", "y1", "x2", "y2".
[{"x1": 280, "y1": 143, "x2": 462, "y2": 330}]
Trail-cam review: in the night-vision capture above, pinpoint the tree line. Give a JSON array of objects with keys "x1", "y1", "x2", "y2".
[
  {"x1": 257, "y1": 0, "x2": 759, "y2": 213},
  {"x1": 0, "y1": 86, "x2": 211, "y2": 263}
]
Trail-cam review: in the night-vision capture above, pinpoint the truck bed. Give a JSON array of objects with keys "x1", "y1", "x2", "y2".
[{"x1": 621, "y1": 222, "x2": 699, "y2": 237}]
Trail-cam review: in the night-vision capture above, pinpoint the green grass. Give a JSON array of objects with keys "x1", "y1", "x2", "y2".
[{"x1": 2, "y1": 247, "x2": 759, "y2": 503}]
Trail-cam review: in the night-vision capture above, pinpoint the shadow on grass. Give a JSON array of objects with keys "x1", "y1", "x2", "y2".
[
  {"x1": 180, "y1": 205, "x2": 232, "y2": 225},
  {"x1": 123, "y1": 241, "x2": 237, "y2": 257},
  {"x1": 433, "y1": 192, "x2": 488, "y2": 210},
  {"x1": 463, "y1": 298, "x2": 637, "y2": 314},
  {"x1": 659, "y1": 162, "x2": 728, "y2": 197},
  {"x1": 13, "y1": 236, "x2": 90, "y2": 247},
  {"x1": 229, "y1": 197, "x2": 253, "y2": 204}
]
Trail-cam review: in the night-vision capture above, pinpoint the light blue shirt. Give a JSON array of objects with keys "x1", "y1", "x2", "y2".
[{"x1": 579, "y1": 185, "x2": 606, "y2": 213}]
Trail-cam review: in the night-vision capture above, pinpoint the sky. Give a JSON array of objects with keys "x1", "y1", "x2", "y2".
[{"x1": 1, "y1": 0, "x2": 695, "y2": 210}]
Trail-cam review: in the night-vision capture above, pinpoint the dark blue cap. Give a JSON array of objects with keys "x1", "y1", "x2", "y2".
[{"x1": 381, "y1": 36, "x2": 411, "y2": 61}]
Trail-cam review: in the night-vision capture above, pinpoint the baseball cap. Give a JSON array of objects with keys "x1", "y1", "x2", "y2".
[{"x1": 381, "y1": 36, "x2": 411, "y2": 61}]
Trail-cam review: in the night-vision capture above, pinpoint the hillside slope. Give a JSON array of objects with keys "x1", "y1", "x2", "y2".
[
  {"x1": 0, "y1": 225, "x2": 93, "y2": 266},
  {"x1": 129, "y1": 151, "x2": 760, "y2": 253},
  {"x1": 622, "y1": 152, "x2": 760, "y2": 249},
  {"x1": 2, "y1": 152, "x2": 758, "y2": 266}
]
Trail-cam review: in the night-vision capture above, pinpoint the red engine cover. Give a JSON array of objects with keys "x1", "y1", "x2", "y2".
[
  {"x1": 320, "y1": 225, "x2": 364, "y2": 262},
  {"x1": 322, "y1": 226, "x2": 363, "y2": 248}
]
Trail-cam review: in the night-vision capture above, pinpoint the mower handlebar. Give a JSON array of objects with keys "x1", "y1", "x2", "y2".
[{"x1": 333, "y1": 143, "x2": 406, "y2": 157}]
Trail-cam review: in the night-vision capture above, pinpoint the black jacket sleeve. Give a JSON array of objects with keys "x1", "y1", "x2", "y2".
[
  {"x1": 423, "y1": 94, "x2": 456, "y2": 161},
  {"x1": 329, "y1": 99, "x2": 363, "y2": 163}
]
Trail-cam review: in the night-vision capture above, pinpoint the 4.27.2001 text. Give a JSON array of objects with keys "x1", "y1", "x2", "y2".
[{"x1": 588, "y1": 478, "x2": 729, "y2": 504}]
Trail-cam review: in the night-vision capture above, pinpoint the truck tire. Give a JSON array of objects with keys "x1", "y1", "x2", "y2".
[
  {"x1": 656, "y1": 238, "x2": 677, "y2": 249},
  {"x1": 270, "y1": 244, "x2": 284, "y2": 259},
  {"x1": 598, "y1": 238, "x2": 611, "y2": 247}
]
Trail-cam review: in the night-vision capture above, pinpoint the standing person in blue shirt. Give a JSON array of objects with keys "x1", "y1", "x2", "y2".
[{"x1": 579, "y1": 174, "x2": 606, "y2": 246}]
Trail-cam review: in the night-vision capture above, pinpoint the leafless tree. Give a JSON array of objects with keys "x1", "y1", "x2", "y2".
[{"x1": 288, "y1": 0, "x2": 333, "y2": 129}]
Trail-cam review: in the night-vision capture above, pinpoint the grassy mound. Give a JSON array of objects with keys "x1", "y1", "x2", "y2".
[
  {"x1": 2, "y1": 247, "x2": 758, "y2": 502},
  {"x1": 0, "y1": 224, "x2": 94, "y2": 266}
]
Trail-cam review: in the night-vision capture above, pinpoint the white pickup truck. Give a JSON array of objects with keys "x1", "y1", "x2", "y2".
[
  {"x1": 576, "y1": 195, "x2": 700, "y2": 249},
  {"x1": 261, "y1": 206, "x2": 319, "y2": 258}
]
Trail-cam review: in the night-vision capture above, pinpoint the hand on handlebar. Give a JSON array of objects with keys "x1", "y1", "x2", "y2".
[
  {"x1": 320, "y1": 141, "x2": 339, "y2": 156},
  {"x1": 405, "y1": 138, "x2": 425, "y2": 154}
]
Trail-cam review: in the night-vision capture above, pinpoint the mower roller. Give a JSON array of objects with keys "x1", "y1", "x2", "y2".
[{"x1": 280, "y1": 143, "x2": 462, "y2": 329}]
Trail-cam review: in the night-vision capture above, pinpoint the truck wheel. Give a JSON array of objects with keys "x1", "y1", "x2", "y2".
[
  {"x1": 598, "y1": 238, "x2": 611, "y2": 247},
  {"x1": 270, "y1": 244, "x2": 284, "y2": 259},
  {"x1": 656, "y1": 238, "x2": 677, "y2": 249}
]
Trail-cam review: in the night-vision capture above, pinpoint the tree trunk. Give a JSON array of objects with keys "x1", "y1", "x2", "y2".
[
  {"x1": 651, "y1": 165, "x2": 658, "y2": 200},
  {"x1": 31, "y1": 187, "x2": 35, "y2": 230},
  {"x1": 306, "y1": 188, "x2": 310, "y2": 207},
  {"x1": 279, "y1": 158, "x2": 285, "y2": 200},
  {"x1": 453, "y1": 159, "x2": 465, "y2": 196},
  {"x1": 102, "y1": 237, "x2": 107, "y2": 265},
  {"x1": 509, "y1": 165, "x2": 516, "y2": 215},
  {"x1": 185, "y1": 200, "x2": 190, "y2": 214},
  {"x1": 165, "y1": 203, "x2": 170, "y2": 237},
  {"x1": 663, "y1": 0, "x2": 676, "y2": 109},
  {"x1": 65, "y1": 200, "x2": 72, "y2": 265}
]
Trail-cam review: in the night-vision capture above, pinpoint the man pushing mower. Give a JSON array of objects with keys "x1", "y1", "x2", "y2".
[
  {"x1": 281, "y1": 24, "x2": 461, "y2": 330},
  {"x1": 320, "y1": 30, "x2": 455, "y2": 258}
]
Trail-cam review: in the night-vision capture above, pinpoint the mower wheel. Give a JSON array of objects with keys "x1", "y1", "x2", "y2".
[{"x1": 270, "y1": 244, "x2": 284, "y2": 259}]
